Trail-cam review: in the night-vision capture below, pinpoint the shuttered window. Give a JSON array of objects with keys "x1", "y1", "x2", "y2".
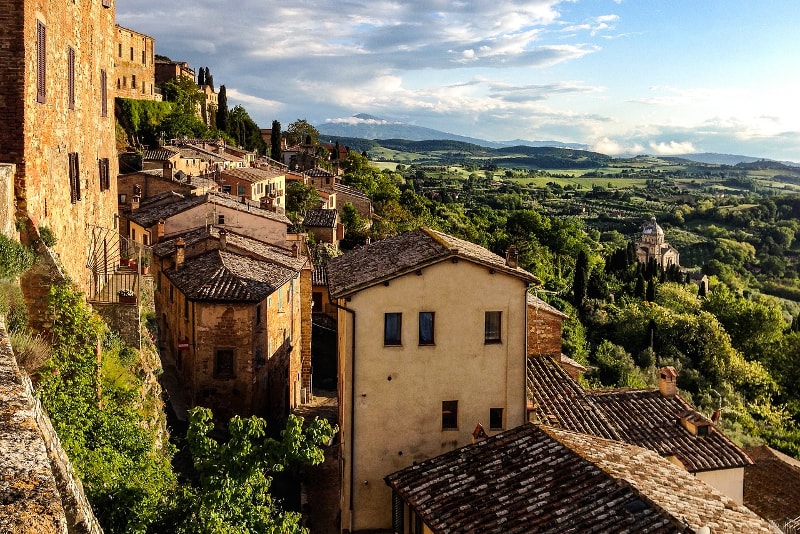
[
  {"x1": 98, "y1": 158, "x2": 110, "y2": 191},
  {"x1": 100, "y1": 69, "x2": 107, "y2": 117},
  {"x1": 36, "y1": 21, "x2": 46, "y2": 104},
  {"x1": 67, "y1": 47, "x2": 75, "y2": 110},
  {"x1": 391, "y1": 492, "x2": 404, "y2": 533},
  {"x1": 69, "y1": 153, "x2": 80, "y2": 204}
]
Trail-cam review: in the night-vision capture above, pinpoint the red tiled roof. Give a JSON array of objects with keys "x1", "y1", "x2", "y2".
[
  {"x1": 527, "y1": 355, "x2": 752, "y2": 472},
  {"x1": 743, "y1": 445, "x2": 800, "y2": 526},
  {"x1": 385, "y1": 423, "x2": 772, "y2": 533}
]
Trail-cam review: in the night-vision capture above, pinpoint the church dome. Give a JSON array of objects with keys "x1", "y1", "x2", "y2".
[{"x1": 642, "y1": 216, "x2": 664, "y2": 236}]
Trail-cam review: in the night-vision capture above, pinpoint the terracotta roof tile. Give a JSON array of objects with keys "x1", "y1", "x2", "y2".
[
  {"x1": 527, "y1": 355, "x2": 752, "y2": 472},
  {"x1": 220, "y1": 166, "x2": 284, "y2": 183},
  {"x1": 302, "y1": 209, "x2": 338, "y2": 228},
  {"x1": 743, "y1": 445, "x2": 800, "y2": 526},
  {"x1": 142, "y1": 147, "x2": 178, "y2": 161},
  {"x1": 166, "y1": 249, "x2": 296, "y2": 302},
  {"x1": 327, "y1": 227, "x2": 536, "y2": 298},
  {"x1": 385, "y1": 424, "x2": 772, "y2": 533},
  {"x1": 527, "y1": 293, "x2": 569, "y2": 319}
]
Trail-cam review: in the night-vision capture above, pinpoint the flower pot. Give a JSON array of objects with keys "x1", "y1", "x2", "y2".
[
  {"x1": 140, "y1": 265, "x2": 150, "y2": 275},
  {"x1": 119, "y1": 294, "x2": 137, "y2": 304}
]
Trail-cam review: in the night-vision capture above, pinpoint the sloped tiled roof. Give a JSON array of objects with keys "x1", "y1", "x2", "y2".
[
  {"x1": 302, "y1": 209, "x2": 337, "y2": 228},
  {"x1": 142, "y1": 147, "x2": 179, "y2": 161},
  {"x1": 526, "y1": 355, "x2": 752, "y2": 472},
  {"x1": 128, "y1": 191, "x2": 291, "y2": 228},
  {"x1": 152, "y1": 226, "x2": 305, "y2": 271},
  {"x1": 327, "y1": 227, "x2": 536, "y2": 298},
  {"x1": 385, "y1": 424, "x2": 772, "y2": 534},
  {"x1": 527, "y1": 292, "x2": 569, "y2": 319},
  {"x1": 166, "y1": 249, "x2": 296, "y2": 302},
  {"x1": 743, "y1": 445, "x2": 800, "y2": 526},
  {"x1": 220, "y1": 166, "x2": 284, "y2": 183},
  {"x1": 334, "y1": 183, "x2": 370, "y2": 200},
  {"x1": 305, "y1": 167, "x2": 335, "y2": 178}
]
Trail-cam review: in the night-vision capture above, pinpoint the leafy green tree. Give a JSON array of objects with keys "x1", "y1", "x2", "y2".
[
  {"x1": 155, "y1": 407, "x2": 336, "y2": 534},
  {"x1": 589, "y1": 340, "x2": 647, "y2": 388},
  {"x1": 340, "y1": 203, "x2": 367, "y2": 234},
  {"x1": 159, "y1": 75, "x2": 209, "y2": 139},
  {"x1": 216, "y1": 85, "x2": 229, "y2": 132},
  {"x1": 286, "y1": 119, "x2": 319, "y2": 146},
  {"x1": 228, "y1": 105, "x2": 267, "y2": 153},
  {"x1": 572, "y1": 250, "x2": 589, "y2": 307},
  {"x1": 286, "y1": 181, "x2": 320, "y2": 219}
]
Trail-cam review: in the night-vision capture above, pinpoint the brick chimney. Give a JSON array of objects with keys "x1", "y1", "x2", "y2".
[
  {"x1": 506, "y1": 245, "x2": 519, "y2": 268},
  {"x1": 131, "y1": 195, "x2": 141, "y2": 211},
  {"x1": 156, "y1": 219, "x2": 165, "y2": 242},
  {"x1": 658, "y1": 366, "x2": 677, "y2": 397},
  {"x1": 218, "y1": 229, "x2": 227, "y2": 251},
  {"x1": 291, "y1": 242, "x2": 299, "y2": 258},
  {"x1": 175, "y1": 238, "x2": 186, "y2": 271}
]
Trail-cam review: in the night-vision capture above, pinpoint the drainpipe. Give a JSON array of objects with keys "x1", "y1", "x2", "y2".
[{"x1": 328, "y1": 296, "x2": 356, "y2": 532}]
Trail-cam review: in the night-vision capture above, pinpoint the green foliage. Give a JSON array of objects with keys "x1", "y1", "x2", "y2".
[
  {"x1": 0, "y1": 281, "x2": 28, "y2": 332},
  {"x1": 285, "y1": 119, "x2": 319, "y2": 147},
  {"x1": 228, "y1": 105, "x2": 267, "y2": 154},
  {"x1": 38, "y1": 285, "x2": 176, "y2": 533},
  {"x1": 37, "y1": 225, "x2": 57, "y2": 247},
  {"x1": 588, "y1": 340, "x2": 648, "y2": 388},
  {"x1": 155, "y1": 407, "x2": 337, "y2": 534},
  {"x1": 0, "y1": 234, "x2": 35, "y2": 279},
  {"x1": 216, "y1": 85, "x2": 229, "y2": 132},
  {"x1": 116, "y1": 98, "x2": 174, "y2": 146}
]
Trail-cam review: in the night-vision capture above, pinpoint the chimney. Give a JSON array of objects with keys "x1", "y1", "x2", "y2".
[
  {"x1": 156, "y1": 219, "x2": 165, "y2": 242},
  {"x1": 219, "y1": 229, "x2": 227, "y2": 251},
  {"x1": 658, "y1": 366, "x2": 677, "y2": 397},
  {"x1": 506, "y1": 245, "x2": 519, "y2": 268},
  {"x1": 163, "y1": 161, "x2": 173, "y2": 180},
  {"x1": 131, "y1": 195, "x2": 141, "y2": 211},
  {"x1": 291, "y1": 242, "x2": 299, "y2": 258},
  {"x1": 175, "y1": 237, "x2": 185, "y2": 271},
  {"x1": 365, "y1": 236, "x2": 371, "y2": 245}
]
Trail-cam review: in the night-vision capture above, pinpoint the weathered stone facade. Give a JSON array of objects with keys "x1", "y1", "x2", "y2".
[
  {"x1": 114, "y1": 25, "x2": 158, "y2": 101},
  {"x1": 526, "y1": 294, "x2": 568, "y2": 358},
  {"x1": 0, "y1": 0, "x2": 119, "y2": 295},
  {"x1": 0, "y1": 164, "x2": 16, "y2": 237}
]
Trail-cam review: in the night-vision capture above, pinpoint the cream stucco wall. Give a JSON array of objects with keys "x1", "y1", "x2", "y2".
[
  {"x1": 165, "y1": 203, "x2": 288, "y2": 245},
  {"x1": 338, "y1": 258, "x2": 530, "y2": 532},
  {"x1": 696, "y1": 467, "x2": 744, "y2": 504}
]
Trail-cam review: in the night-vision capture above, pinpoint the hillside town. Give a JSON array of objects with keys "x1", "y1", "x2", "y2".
[{"x1": 1, "y1": 2, "x2": 800, "y2": 534}]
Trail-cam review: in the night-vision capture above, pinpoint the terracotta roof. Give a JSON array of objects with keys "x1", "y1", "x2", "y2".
[
  {"x1": 744, "y1": 445, "x2": 800, "y2": 526},
  {"x1": 334, "y1": 183, "x2": 370, "y2": 200},
  {"x1": 527, "y1": 293, "x2": 569, "y2": 319},
  {"x1": 527, "y1": 355, "x2": 752, "y2": 472},
  {"x1": 327, "y1": 227, "x2": 537, "y2": 298},
  {"x1": 220, "y1": 166, "x2": 284, "y2": 183},
  {"x1": 385, "y1": 423, "x2": 772, "y2": 534},
  {"x1": 302, "y1": 209, "x2": 338, "y2": 228},
  {"x1": 305, "y1": 167, "x2": 335, "y2": 177},
  {"x1": 128, "y1": 191, "x2": 291, "y2": 228},
  {"x1": 166, "y1": 249, "x2": 296, "y2": 302},
  {"x1": 142, "y1": 147, "x2": 179, "y2": 161},
  {"x1": 152, "y1": 226, "x2": 305, "y2": 271}
]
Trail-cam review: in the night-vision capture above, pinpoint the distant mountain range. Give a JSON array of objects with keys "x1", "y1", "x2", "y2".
[{"x1": 317, "y1": 114, "x2": 798, "y2": 166}]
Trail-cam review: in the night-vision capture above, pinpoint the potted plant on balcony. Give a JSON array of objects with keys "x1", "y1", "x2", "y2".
[
  {"x1": 118, "y1": 289, "x2": 137, "y2": 304},
  {"x1": 139, "y1": 256, "x2": 150, "y2": 275}
]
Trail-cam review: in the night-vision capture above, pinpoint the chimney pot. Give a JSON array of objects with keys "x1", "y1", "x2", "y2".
[
  {"x1": 658, "y1": 366, "x2": 677, "y2": 397},
  {"x1": 292, "y1": 243, "x2": 299, "y2": 258},
  {"x1": 156, "y1": 218, "x2": 166, "y2": 242},
  {"x1": 131, "y1": 195, "x2": 141, "y2": 212},
  {"x1": 219, "y1": 229, "x2": 227, "y2": 251},
  {"x1": 175, "y1": 237, "x2": 186, "y2": 270},
  {"x1": 506, "y1": 245, "x2": 519, "y2": 268}
]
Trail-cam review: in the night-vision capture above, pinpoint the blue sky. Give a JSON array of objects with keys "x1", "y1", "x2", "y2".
[{"x1": 117, "y1": 0, "x2": 800, "y2": 161}]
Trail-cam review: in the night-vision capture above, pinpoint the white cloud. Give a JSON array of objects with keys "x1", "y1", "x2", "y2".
[{"x1": 648, "y1": 140, "x2": 697, "y2": 155}]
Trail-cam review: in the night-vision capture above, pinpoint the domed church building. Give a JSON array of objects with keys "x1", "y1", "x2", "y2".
[{"x1": 635, "y1": 217, "x2": 680, "y2": 268}]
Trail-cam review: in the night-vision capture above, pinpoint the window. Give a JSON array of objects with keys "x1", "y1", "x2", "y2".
[
  {"x1": 67, "y1": 46, "x2": 75, "y2": 110},
  {"x1": 237, "y1": 184, "x2": 246, "y2": 196},
  {"x1": 130, "y1": 46, "x2": 134, "y2": 60},
  {"x1": 485, "y1": 311, "x2": 501, "y2": 344},
  {"x1": 217, "y1": 214, "x2": 225, "y2": 225},
  {"x1": 118, "y1": 193, "x2": 127, "y2": 203},
  {"x1": 442, "y1": 400, "x2": 458, "y2": 430},
  {"x1": 222, "y1": 185, "x2": 231, "y2": 194},
  {"x1": 490, "y1": 408, "x2": 504, "y2": 430},
  {"x1": 100, "y1": 69, "x2": 107, "y2": 116},
  {"x1": 256, "y1": 304, "x2": 262, "y2": 324},
  {"x1": 118, "y1": 43, "x2": 122, "y2": 57},
  {"x1": 131, "y1": 74, "x2": 136, "y2": 89},
  {"x1": 68, "y1": 152, "x2": 80, "y2": 203},
  {"x1": 214, "y1": 349, "x2": 235, "y2": 378},
  {"x1": 36, "y1": 20, "x2": 46, "y2": 104},
  {"x1": 384, "y1": 313, "x2": 402, "y2": 345},
  {"x1": 418, "y1": 312, "x2": 435, "y2": 345},
  {"x1": 98, "y1": 158, "x2": 110, "y2": 191},
  {"x1": 142, "y1": 49, "x2": 146, "y2": 64}
]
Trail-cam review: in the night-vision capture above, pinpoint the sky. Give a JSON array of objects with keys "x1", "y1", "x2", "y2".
[{"x1": 117, "y1": 0, "x2": 800, "y2": 161}]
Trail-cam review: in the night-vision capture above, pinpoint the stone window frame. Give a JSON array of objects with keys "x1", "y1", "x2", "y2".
[{"x1": 214, "y1": 348, "x2": 236, "y2": 379}]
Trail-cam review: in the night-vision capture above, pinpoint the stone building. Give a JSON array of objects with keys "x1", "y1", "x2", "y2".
[
  {"x1": 0, "y1": 0, "x2": 119, "y2": 298},
  {"x1": 527, "y1": 293, "x2": 568, "y2": 359},
  {"x1": 302, "y1": 208, "x2": 342, "y2": 247},
  {"x1": 635, "y1": 216, "x2": 680, "y2": 268},
  {"x1": 219, "y1": 166, "x2": 286, "y2": 206},
  {"x1": 155, "y1": 57, "x2": 194, "y2": 85},
  {"x1": 114, "y1": 25, "x2": 158, "y2": 101},
  {"x1": 197, "y1": 83, "x2": 217, "y2": 127},
  {"x1": 152, "y1": 228, "x2": 307, "y2": 421},
  {"x1": 326, "y1": 227, "x2": 536, "y2": 531}
]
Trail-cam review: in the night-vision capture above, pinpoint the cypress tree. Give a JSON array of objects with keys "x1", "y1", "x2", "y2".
[
  {"x1": 646, "y1": 279, "x2": 655, "y2": 302},
  {"x1": 635, "y1": 273, "x2": 646, "y2": 299},
  {"x1": 216, "y1": 85, "x2": 229, "y2": 132},
  {"x1": 270, "y1": 120, "x2": 282, "y2": 162},
  {"x1": 197, "y1": 67, "x2": 205, "y2": 86},
  {"x1": 572, "y1": 250, "x2": 589, "y2": 307},
  {"x1": 205, "y1": 67, "x2": 213, "y2": 91}
]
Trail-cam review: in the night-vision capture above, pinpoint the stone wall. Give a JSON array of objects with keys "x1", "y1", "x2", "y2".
[
  {"x1": 0, "y1": 317, "x2": 102, "y2": 534},
  {"x1": 0, "y1": 164, "x2": 16, "y2": 237},
  {"x1": 527, "y1": 306, "x2": 564, "y2": 358},
  {"x1": 114, "y1": 25, "x2": 157, "y2": 101},
  {"x1": 20, "y1": 237, "x2": 67, "y2": 335}
]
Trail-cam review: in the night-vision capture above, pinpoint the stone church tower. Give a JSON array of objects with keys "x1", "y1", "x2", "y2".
[{"x1": 635, "y1": 217, "x2": 680, "y2": 268}]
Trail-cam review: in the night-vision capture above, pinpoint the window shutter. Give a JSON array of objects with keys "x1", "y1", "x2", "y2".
[
  {"x1": 100, "y1": 69, "x2": 107, "y2": 117},
  {"x1": 36, "y1": 21, "x2": 46, "y2": 104},
  {"x1": 69, "y1": 153, "x2": 80, "y2": 203},
  {"x1": 391, "y1": 492, "x2": 404, "y2": 533},
  {"x1": 99, "y1": 158, "x2": 110, "y2": 191},
  {"x1": 67, "y1": 47, "x2": 75, "y2": 110}
]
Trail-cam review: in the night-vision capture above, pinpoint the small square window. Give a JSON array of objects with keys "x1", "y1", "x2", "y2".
[
  {"x1": 418, "y1": 312, "x2": 434, "y2": 345},
  {"x1": 490, "y1": 408, "x2": 503, "y2": 430},
  {"x1": 218, "y1": 214, "x2": 225, "y2": 225},
  {"x1": 384, "y1": 313, "x2": 402, "y2": 346},
  {"x1": 237, "y1": 184, "x2": 246, "y2": 196},
  {"x1": 485, "y1": 311, "x2": 501, "y2": 344},
  {"x1": 442, "y1": 400, "x2": 458, "y2": 430},
  {"x1": 214, "y1": 349, "x2": 235, "y2": 378}
]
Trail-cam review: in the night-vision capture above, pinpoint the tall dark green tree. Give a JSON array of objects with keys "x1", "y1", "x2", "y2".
[
  {"x1": 572, "y1": 249, "x2": 589, "y2": 307},
  {"x1": 646, "y1": 278, "x2": 656, "y2": 302},
  {"x1": 197, "y1": 67, "x2": 205, "y2": 86},
  {"x1": 204, "y1": 67, "x2": 213, "y2": 91},
  {"x1": 216, "y1": 85, "x2": 229, "y2": 132},
  {"x1": 635, "y1": 273, "x2": 646, "y2": 299},
  {"x1": 270, "y1": 120, "x2": 282, "y2": 162}
]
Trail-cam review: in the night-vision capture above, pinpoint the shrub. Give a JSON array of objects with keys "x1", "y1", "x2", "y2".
[
  {"x1": 10, "y1": 330, "x2": 50, "y2": 377},
  {"x1": 38, "y1": 225, "x2": 57, "y2": 247}
]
